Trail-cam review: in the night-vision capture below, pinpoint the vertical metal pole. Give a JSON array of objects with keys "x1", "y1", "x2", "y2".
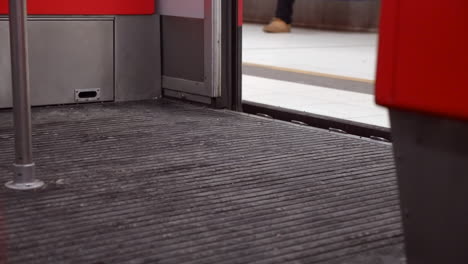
[{"x1": 5, "y1": 0, "x2": 44, "y2": 190}]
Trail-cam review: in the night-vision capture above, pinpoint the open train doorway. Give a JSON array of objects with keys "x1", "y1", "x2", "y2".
[{"x1": 240, "y1": 0, "x2": 389, "y2": 137}]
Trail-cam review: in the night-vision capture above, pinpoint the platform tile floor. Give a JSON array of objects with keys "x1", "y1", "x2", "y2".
[{"x1": 242, "y1": 24, "x2": 389, "y2": 128}]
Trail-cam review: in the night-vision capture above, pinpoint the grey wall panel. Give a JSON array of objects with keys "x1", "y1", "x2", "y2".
[
  {"x1": 161, "y1": 16, "x2": 205, "y2": 82},
  {"x1": 114, "y1": 15, "x2": 161, "y2": 102},
  {"x1": 0, "y1": 19, "x2": 114, "y2": 108},
  {"x1": 390, "y1": 109, "x2": 468, "y2": 264},
  {"x1": 158, "y1": 0, "x2": 204, "y2": 19},
  {"x1": 0, "y1": 21, "x2": 12, "y2": 108},
  {"x1": 29, "y1": 20, "x2": 114, "y2": 106}
]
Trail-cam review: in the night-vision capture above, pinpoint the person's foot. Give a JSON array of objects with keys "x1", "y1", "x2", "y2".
[{"x1": 263, "y1": 18, "x2": 291, "y2": 33}]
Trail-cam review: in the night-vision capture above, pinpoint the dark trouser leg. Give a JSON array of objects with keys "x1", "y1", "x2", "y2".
[{"x1": 275, "y1": 0, "x2": 295, "y2": 24}]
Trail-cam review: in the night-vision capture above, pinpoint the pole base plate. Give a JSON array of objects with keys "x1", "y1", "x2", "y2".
[{"x1": 5, "y1": 180, "x2": 45, "y2": 191}]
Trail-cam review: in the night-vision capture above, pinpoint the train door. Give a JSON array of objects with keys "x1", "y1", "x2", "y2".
[
  {"x1": 159, "y1": 0, "x2": 242, "y2": 110},
  {"x1": 160, "y1": 0, "x2": 222, "y2": 103}
]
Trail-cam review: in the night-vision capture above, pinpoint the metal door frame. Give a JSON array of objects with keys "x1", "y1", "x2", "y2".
[
  {"x1": 216, "y1": 0, "x2": 242, "y2": 110},
  {"x1": 160, "y1": 0, "x2": 222, "y2": 100},
  {"x1": 160, "y1": 0, "x2": 242, "y2": 110},
  {"x1": 204, "y1": 0, "x2": 222, "y2": 98}
]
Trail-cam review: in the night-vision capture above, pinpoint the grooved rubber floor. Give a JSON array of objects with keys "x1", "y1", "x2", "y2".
[{"x1": 0, "y1": 100, "x2": 403, "y2": 264}]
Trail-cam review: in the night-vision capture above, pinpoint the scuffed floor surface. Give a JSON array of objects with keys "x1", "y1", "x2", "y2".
[{"x1": 0, "y1": 100, "x2": 403, "y2": 263}]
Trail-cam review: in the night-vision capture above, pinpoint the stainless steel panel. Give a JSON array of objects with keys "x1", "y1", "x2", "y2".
[
  {"x1": 114, "y1": 15, "x2": 161, "y2": 102},
  {"x1": 0, "y1": 21, "x2": 13, "y2": 107},
  {"x1": 29, "y1": 20, "x2": 114, "y2": 106},
  {"x1": 158, "y1": 0, "x2": 204, "y2": 19},
  {"x1": 0, "y1": 19, "x2": 114, "y2": 108}
]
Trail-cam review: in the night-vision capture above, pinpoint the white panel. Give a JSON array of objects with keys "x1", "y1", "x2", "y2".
[{"x1": 158, "y1": 0, "x2": 204, "y2": 19}]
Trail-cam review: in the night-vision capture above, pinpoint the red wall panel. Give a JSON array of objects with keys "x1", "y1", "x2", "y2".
[
  {"x1": 376, "y1": 0, "x2": 468, "y2": 120},
  {"x1": 238, "y1": 0, "x2": 243, "y2": 26},
  {"x1": 0, "y1": 0, "x2": 155, "y2": 15}
]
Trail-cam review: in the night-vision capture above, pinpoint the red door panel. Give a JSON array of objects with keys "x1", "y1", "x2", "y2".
[{"x1": 0, "y1": 0, "x2": 155, "y2": 15}]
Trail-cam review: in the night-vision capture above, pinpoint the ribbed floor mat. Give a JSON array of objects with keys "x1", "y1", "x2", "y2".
[{"x1": 0, "y1": 100, "x2": 403, "y2": 264}]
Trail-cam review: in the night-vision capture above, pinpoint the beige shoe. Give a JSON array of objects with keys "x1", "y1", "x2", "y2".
[{"x1": 263, "y1": 18, "x2": 291, "y2": 33}]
